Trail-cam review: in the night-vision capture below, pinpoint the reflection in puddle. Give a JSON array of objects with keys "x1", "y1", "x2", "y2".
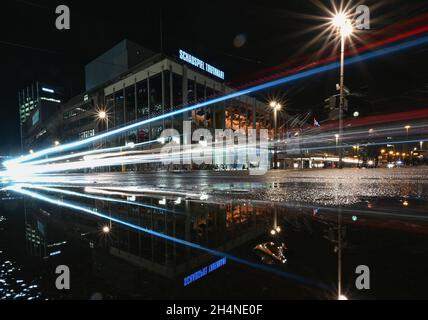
[{"x1": 1, "y1": 182, "x2": 428, "y2": 299}]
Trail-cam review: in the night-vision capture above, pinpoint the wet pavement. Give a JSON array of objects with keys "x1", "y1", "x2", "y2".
[{"x1": 1, "y1": 167, "x2": 428, "y2": 300}]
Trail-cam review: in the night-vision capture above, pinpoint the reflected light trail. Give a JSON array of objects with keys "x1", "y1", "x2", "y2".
[
  {"x1": 21, "y1": 184, "x2": 180, "y2": 214},
  {"x1": 7, "y1": 185, "x2": 333, "y2": 293}
]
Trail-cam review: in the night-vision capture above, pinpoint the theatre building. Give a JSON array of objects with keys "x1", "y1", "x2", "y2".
[{"x1": 59, "y1": 40, "x2": 274, "y2": 170}]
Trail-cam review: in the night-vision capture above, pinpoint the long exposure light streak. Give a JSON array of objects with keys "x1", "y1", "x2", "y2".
[
  {"x1": 8, "y1": 185, "x2": 332, "y2": 292},
  {"x1": 84, "y1": 186, "x2": 208, "y2": 201},
  {"x1": 3, "y1": 139, "x2": 268, "y2": 175},
  {"x1": 14, "y1": 139, "x2": 158, "y2": 167},
  {"x1": 21, "y1": 184, "x2": 180, "y2": 214},
  {"x1": 297, "y1": 123, "x2": 428, "y2": 144},
  {"x1": 5, "y1": 34, "x2": 428, "y2": 168},
  {"x1": 284, "y1": 138, "x2": 428, "y2": 154}
]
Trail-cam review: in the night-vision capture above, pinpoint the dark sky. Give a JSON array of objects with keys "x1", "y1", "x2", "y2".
[{"x1": 1, "y1": 0, "x2": 428, "y2": 155}]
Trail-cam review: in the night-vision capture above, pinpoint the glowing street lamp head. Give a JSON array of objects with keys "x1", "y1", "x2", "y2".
[
  {"x1": 102, "y1": 225, "x2": 110, "y2": 234},
  {"x1": 332, "y1": 13, "x2": 347, "y2": 28},
  {"x1": 98, "y1": 111, "x2": 107, "y2": 120},
  {"x1": 341, "y1": 21, "x2": 353, "y2": 37},
  {"x1": 331, "y1": 12, "x2": 353, "y2": 37},
  {"x1": 269, "y1": 101, "x2": 282, "y2": 111}
]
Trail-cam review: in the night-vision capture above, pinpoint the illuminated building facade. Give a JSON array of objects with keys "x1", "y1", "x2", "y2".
[
  {"x1": 18, "y1": 82, "x2": 65, "y2": 152},
  {"x1": 58, "y1": 41, "x2": 274, "y2": 170}
]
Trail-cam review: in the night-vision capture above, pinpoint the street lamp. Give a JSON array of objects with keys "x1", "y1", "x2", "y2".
[
  {"x1": 102, "y1": 225, "x2": 110, "y2": 234},
  {"x1": 54, "y1": 140, "x2": 60, "y2": 146},
  {"x1": 404, "y1": 125, "x2": 411, "y2": 154},
  {"x1": 331, "y1": 13, "x2": 353, "y2": 297},
  {"x1": 334, "y1": 134, "x2": 340, "y2": 164},
  {"x1": 270, "y1": 101, "x2": 282, "y2": 140},
  {"x1": 97, "y1": 109, "x2": 110, "y2": 172},
  {"x1": 331, "y1": 12, "x2": 353, "y2": 169},
  {"x1": 270, "y1": 101, "x2": 282, "y2": 169}
]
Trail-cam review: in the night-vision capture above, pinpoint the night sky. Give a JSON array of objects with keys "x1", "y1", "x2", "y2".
[{"x1": 1, "y1": 0, "x2": 428, "y2": 155}]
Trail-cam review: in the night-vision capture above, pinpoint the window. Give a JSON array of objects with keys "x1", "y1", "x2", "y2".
[
  {"x1": 63, "y1": 103, "x2": 91, "y2": 120},
  {"x1": 151, "y1": 125, "x2": 163, "y2": 140},
  {"x1": 106, "y1": 94, "x2": 114, "y2": 114},
  {"x1": 136, "y1": 80, "x2": 149, "y2": 118},
  {"x1": 163, "y1": 71, "x2": 171, "y2": 111},
  {"x1": 114, "y1": 89, "x2": 124, "y2": 126},
  {"x1": 125, "y1": 85, "x2": 136, "y2": 122},
  {"x1": 149, "y1": 74, "x2": 162, "y2": 115},
  {"x1": 79, "y1": 129, "x2": 95, "y2": 140},
  {"x1": 172, "y1": 73, "x2": 183, "y2": 108},
  {"x1": 196, "y1": 83, "x2": 205, "y2": 101},
  {"x1": 188, "y1": 79, "x2": 195, "y2": 104}
]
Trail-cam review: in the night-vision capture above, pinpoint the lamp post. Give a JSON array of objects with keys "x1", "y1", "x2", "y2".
[
  {"x1": 270, "y1": 101, "x2": 282, "y2": 169},
  {"x1": 331, "y1": 13, "x2": 353, "y2": 300},
  {"x1": 332, "y1": 13, "x2": 353, "y2": 169},
  {"x1": 98, "y1": 110, "x2": 109, "y2": 131},
  {"x1": 98, "y1": 110, "x2": 110, "y2": 172},
  {"x1": 334, "y1": 134, "x2": 340, "y2": 166}
]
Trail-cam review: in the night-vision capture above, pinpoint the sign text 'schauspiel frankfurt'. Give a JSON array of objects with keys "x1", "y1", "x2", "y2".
[{"x1": 179, "y1": 49, "x2": 225, "y2": 80}]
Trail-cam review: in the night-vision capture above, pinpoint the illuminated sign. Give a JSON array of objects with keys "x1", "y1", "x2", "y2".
[
  {"x1": 179, "y1": 50, "x2": 225, "y2": 80},
  {"x1": 42, "y1": 87, "x2": 55, "y2": 93},
  {"x1": 184, "y1": 257, "x2": 226, "y2": 286}
]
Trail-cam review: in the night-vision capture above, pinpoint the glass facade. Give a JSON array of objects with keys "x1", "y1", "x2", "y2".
[
  {"x1": 114, "y1": 89, "x2": 124, "y2": 126},
  {"x1": 99, "y1": 60, "x2": 270, "y2": 154}
]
